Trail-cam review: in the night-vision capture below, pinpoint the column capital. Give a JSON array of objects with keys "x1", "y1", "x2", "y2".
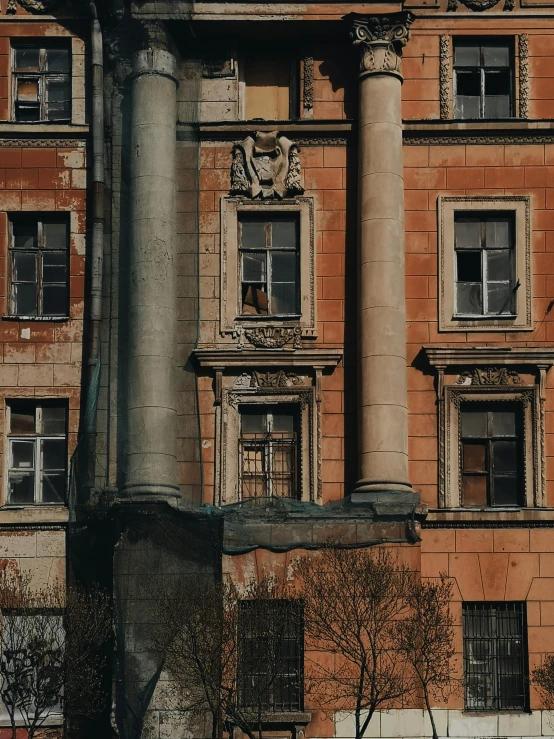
[
  {"x1": 348, "y1": 12, "x2": 415, "y2": 80},
  {"x1": 130, "y1": 21, "x2": 177, "y2": 84}
]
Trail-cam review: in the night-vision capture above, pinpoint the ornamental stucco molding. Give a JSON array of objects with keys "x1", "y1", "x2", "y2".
[
  {"x1": 447, "y1": 0, "x2": 513, "y2": 11},
  {"x1": 348, "y1": 12, "x2": 415, "y2": 80},
  {"x1": 230, "y1": 131, "x2": 304, "y2": 199},
  {"x1": 519, "y1": 35, "x2": 530, "y2": 120},
  {"x1": 439, "y1": 36, "x2": 452, "y2": 120}
]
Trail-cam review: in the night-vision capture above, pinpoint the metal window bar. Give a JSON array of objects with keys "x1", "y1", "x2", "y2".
[
  {"x1": 463, "y1": 602, "x2": 527, "y2": 711},
  {"x1": 240, "y1": 432, "x2": 298, "y2": 500},
  {"x1": 237, "y1": 600, "x2": 304, "y2": 713}
]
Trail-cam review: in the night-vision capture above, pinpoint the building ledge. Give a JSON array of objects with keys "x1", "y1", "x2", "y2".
[
  {"x1": 196, "y1": 120, "x2": 353, "y2": 141},
  {"x1": 0, "y1": 506, "x2": 68, "y2": 528},
  {"x1": 423, "y1": 346, "x2": 554, "y2": 368},
  {"x1": 194, "y1": 346, "x2": 343, "y2": 369},
  {"x1": 0, "y1": 123, "x2": 88, "y2": 138},
  {"x1": 424, "y1": 508, "x2": 554, "y2": 526}
]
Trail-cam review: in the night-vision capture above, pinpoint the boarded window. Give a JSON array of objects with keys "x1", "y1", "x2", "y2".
[
  {"x1": 244, "y1": 57, "x2": 298, "y2": 120},
  {"x1": 460, "y1": 402, "x2": 522, "y2": 507},
  {"x1": 12, "y1": 43, "x2": 71, "y2": 122}
]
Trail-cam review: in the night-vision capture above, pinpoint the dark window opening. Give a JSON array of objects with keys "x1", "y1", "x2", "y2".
[
  {"x1": 7, "y1": 400, "x2": 67, "y2": 505},
  {"x1": 239, "y1": 215, "x2": 299, "y2": 317},
  {"x1": 463, "y1": 602, "x2": 527, "y2": 711},
  {"x1": 239, "y1": 405, "x2": 298, "y2": 500},
  {"x1": 238, "y1": 599, "x2": 304, "y2": 713},
  {"x1": 460, "y1": 402, "x2": 523, "y2": 508},
  {"x1": 12, "y1": 43, "x2": 71, "y2": 122},
  {"x1": 244, "y1": 55, "x2": 300, "y2": 120},
  {"x1": 9, "y1": 215, "x2": 69, "y2": 318},
  {"x1": 454, "y1": 212, "x2": 515, "y2": 317},
  {"x1": 454, "y1": 39, "x2": 513, "y2": 120}
]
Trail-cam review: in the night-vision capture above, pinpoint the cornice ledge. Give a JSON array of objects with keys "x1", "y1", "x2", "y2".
[
  {"x1": 423, "y1": 345, "x2": 554, "y2": 367},
  {"x1": 194, "y1": 346, "x2": 343, "y2": 369}
]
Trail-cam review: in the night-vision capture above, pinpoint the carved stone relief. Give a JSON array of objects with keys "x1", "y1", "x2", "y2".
[
  {"x1": 7, "y1": 0, "x2": 62, "y2": 13},
  {"x1": 439, "y1": 36, "x2": 451, "y2": 120},
  {"x1": 447, "y1": 0, "x2": 513, "y2": 11},
  {"x1": 519, "y1": 35, "x2": 530, "y2": 119},
  {"x1": 455, "y1": 367, "x2": 523, "y2": 386},
  {"x1": 232, "y1": 371, "x2": 304, "y2": 389},
  {"x1": 238, "y1": 326, "x2": 303, "y2": 349},
  {"x1": 230, "y1": 131, "x2": 304, "y2": 199},
  {"x1": 303, "y1": 57, "x2": 314, "y2": 111}
]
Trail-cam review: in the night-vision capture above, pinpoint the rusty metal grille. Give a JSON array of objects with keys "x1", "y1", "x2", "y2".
[
  {"x1": 239, "y1": 407, "x2": 298, "y2": 500},
  {"x1": 463, "y1": 602, "x2": 528, "y2": 711},
  {"x1": 237, "y1": 600, "x2": 304, "y2": 713}
]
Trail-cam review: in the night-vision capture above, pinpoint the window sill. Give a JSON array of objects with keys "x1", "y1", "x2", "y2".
[
  {"x1": 453, "y1": 314, "x2": 517, "y2": 320},
  {"x1": 0, "y1": 505, "x2": 68, "y2": 525},
  {"x1": 0, "y1": 122, "x2": 88, "y2": 134},
  {"x1": 3, "y1": 315, "x2": 70, "y2": 322}
]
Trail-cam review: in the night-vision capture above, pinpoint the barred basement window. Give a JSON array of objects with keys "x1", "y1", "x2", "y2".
[
  {"x1": 460, "y1": 402, "x2": 523, "y2": 508},
  {"x1": 12, "y1": 43, "x2": 71, "y2": 122},
  {"x1": 239, "y1": 406, "x2": 298, "y2": 500},
  {"x1": 455, "y1": 213, "x2": 516, "y2": 318},
  {"x1": 238, "y1": 600, "x2": 304, "y2": 713},
  {"x1": 6, "y1": 400, "x2": 67, "y2": 505},
  {"x1": 454, "y1": 39, "x2": 513, "y2": 120},
  {"x1": 239, "y1": 215, "x2": 299, "y2": 317},
  {"x1": 9, "y1": 215, "x2": 69, "y2": 318},
  {"x1": 463, "y1": 602, "x2": 527, "y2": 711}
]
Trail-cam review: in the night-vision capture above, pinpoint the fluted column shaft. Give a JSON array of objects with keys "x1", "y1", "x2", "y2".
[
  {"x1": 351, "y1": 13, "x2": 414, "y2": 494},
  {"x1": 122, "y1": 28, "x2": 179, "y2": 498}
]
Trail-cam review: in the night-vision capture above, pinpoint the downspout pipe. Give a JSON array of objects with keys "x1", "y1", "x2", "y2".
[{"x1": 88, "y1": 0, "x2": 104, "y2": 376}]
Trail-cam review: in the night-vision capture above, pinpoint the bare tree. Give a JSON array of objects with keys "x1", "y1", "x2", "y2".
[
  {"x1": 155, "y1": 576, "x2": 303, "y2": 739},
  {"x1": 532, "y1": 655, "x2": 554, "y2": 710},
  {"x1": 0, "y1": 570, "x2": 111, "y2": 739},
  {"x1": 395, "y1": 576, "x2": 457, "y2": 739},
  {"x1": 294, "y1": 546, "x2": 414, "y2": 739}
]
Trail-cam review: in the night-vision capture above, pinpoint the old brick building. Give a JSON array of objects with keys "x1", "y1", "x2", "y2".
[{"x1": 2, "y1": 0, "x2": 554, "y2": 737}]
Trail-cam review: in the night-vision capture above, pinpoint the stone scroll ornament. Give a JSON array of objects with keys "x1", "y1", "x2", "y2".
[
  {"x1": 447, "y1": 0, "x2": 514, "y2": 11},
  {"x1": 348, "y1": 12, "x2": 415, "y2": 77},
  {"x1": 230, "y1": 131, "x2": 304, "y2": 199}
]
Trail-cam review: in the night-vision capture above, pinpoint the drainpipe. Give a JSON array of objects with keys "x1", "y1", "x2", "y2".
[{"x1": 88, "y1": 0, "x2": 104, "y2": 376}]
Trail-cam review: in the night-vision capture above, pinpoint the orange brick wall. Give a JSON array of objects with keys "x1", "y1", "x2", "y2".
[
  {"x1": 404, "y1": 142, "x2": 554, "y2": 508},
  {"x1": 0, "y1": 143, "x2": 86, "y2": 491}
]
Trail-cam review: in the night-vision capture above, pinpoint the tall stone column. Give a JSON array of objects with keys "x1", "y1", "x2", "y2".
[
  {"x1": 122, "y1": 22, "x2": 179, "y2": 499},
  {"x1": 350, "y1": 13, "x2": 415, "y2": 496}
]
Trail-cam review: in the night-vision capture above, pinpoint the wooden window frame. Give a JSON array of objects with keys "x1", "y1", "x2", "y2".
[
  {"x1": 8, "y1": 214, "x2": 70, "y2": 320},
  {"x1": 5, "y1": 400, "x2": 68, "y2": 506},
  {"x1": 453, "y1": 37, "x2": 514, "y2": 120},
  {"x1": 11, "y1": 42, "x2": 71, "y2": 123},
  {"x1": 438, "y1": 196, "x2": 531, "y2": 332}
]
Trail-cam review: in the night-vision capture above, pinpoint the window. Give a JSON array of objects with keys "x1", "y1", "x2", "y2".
[
  {"x1": 438, "y1": 196, "x2": 531, "y2": 332},
  {"x1": 455, "y1": 213, "x2": 515, "y2": 318},
  {"x1": 6, "y1": 401, "x2": 67, "y2": 505},
  {"x1": 238, "y1": 600, "x2": 303, "y2": 713},
  {"x1": 240, "y1": 406, "x2": 298, "y2": 500},
  {"x1": 460, "y1": 402, "x2": 523, "y2": 507},
  {"x1": 243, "y1": 56, "x2": 299, "y2": 120},
  {"x1": 9, "y1": 215, "x2": 69, "y2": 318},
  {"x1": 463, "y1": 602, "x2": 527, "y2": 711},
  {"x1": 454, "y1": 39, "x2": 513, "y2": 119},
  {"x1": 239, "y1": 215, "x2": 299, "y2": 317},
  {"x1": 12, "y1": 43, "x2": 70, "y2": 122}
]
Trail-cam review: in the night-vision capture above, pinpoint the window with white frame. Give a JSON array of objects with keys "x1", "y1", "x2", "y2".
[
  {"x1": 454, "y1": 38, "x2": 513, "y2": 120},
  {"x1": 11, "y1": 43, "x2": 71, "y2": 122},
  {"x1": 8, "y1": 215, "x2": 69, "y2": 318},
  {"x1": 438, "y1": 196, "x2": 531, "y2": 332},
  {"x1": 455, "y1": 212, "x2": 515, "y2": 318},
  {"x1": 6, "y1": 401, "x2": 67, "y2": 505}
]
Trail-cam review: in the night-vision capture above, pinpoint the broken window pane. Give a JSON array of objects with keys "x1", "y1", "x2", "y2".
[
  {"x1": 13, "y1": 223, "x2": 36, "y2": 250},
  {"x1": 42, "y1": 406, "x2": 66, "y2": 435},
  {"x1": 43, "y1": 221, "x2": 68, "y2": 249},
  {"x1": 241, "y1": 285, "x2": 268, "y2": 315},
  {"x1": 457, "y1": 282, "x2": 482, "y2": 315},
  {"x1": 8, "y1": 469, "x2": 35, "y2": 504},
  {"x1": 455, "y1": 71, "x2": 480, "y2": 119},
  {"x1": 242, "y1": 252, "x2": 266, "y2": 282},
  {"x1": 10, "y1": 404, "x2": 36, "y2": 435},
  {"x1": 45, "y1": 79, "x2": 71, "y2": 121},
  {"x1": 46, "y1": 49, "x2": 69, "y2": 72},
  {"x1": 487, "y1": 251, "x2": 511, "y2": 281},
  {"x1": 487, "y1": 282, "x2": 513, "y2": 314},
  {"x1": 16, "y1": 78, "x2": 39, "y2": 103},
  {"x1": 457, "y1": 251, "x2": 482, "y2": 282},
  {"x1": 13, "y1": 253, "x2": 37, "y2": 283},
  {"x1": 14, "y1": 283, "x2": 37, "y2": 316}
]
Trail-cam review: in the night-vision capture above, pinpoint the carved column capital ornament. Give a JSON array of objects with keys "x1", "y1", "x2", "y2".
[
  {"x1": 230, "y1": 131, "x2": 304, "y2": 199},
  {"x1": 348, "y1": 12, "x2": 415, "y2": 80}
]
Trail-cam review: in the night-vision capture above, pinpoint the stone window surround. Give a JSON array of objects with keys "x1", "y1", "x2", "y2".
[
  {"x1": 438, "y1": 195, "x2": 531, "y2": 332},
  {"x1": 423, "y1": 346, "x2": 554, "y2": 511},
  {"x1": 439, "y1": 34, "x2": 528, "y2": 121},
  {"x1": 217, "y1": 375, "x2": 320, "y2": 506},
  {"x1": 9, "y1": 38, "x2": 86, "y2": 127},
  {"x1": 220, "y1": 197, "x2": 315, "y2": 338},
  {"x1": 443, "y1": 384, "x2": 538, "y2": 510}
]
